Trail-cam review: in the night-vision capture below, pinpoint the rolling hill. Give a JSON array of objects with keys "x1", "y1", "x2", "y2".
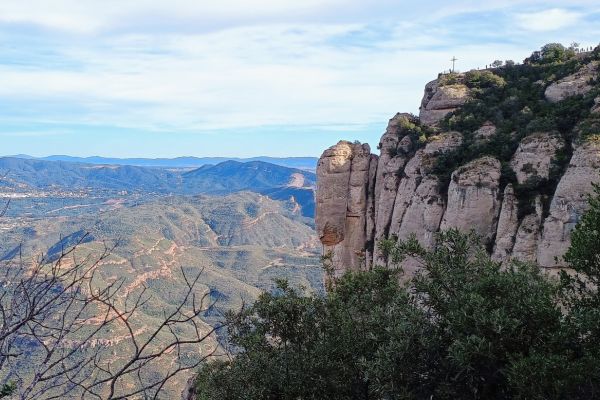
[{"x1": 182, "y1": 160, "x2": 315, "y2": 193}]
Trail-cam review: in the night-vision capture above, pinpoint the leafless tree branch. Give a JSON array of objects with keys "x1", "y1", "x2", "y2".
[{"x1": 0, "y1": 238, "x2": 224, "y2": 399}]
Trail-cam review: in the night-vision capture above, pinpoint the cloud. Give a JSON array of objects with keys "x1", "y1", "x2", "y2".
[
  {"x1": 0, "y1": 1, "x2": 598, "y2": 157},
  {"x1": 515, "y1": 8, "x2": 582, "y2": 32},
  {"x1": 0, "y1": 0, "x2": 351, "y2": 33},
  {"x1": 0, "y1": 22, "x2": 529, "y2": 133}
]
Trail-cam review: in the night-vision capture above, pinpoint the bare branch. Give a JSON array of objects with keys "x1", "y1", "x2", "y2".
[{"x1": 0, "y1": 239, "x2": 222, "y2": 399}]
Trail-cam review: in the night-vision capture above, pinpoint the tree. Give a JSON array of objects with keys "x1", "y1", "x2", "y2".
[
  {"x1": 0, "y1": 235, "x2": 221, "y2": 399},
  {"x1": 564, "y1": 183, "x2": 600, "y2": 283},
  {"x1": 491, "y1": 60, "x2": 503, "y2": 68},
  {"x1": 0, "y1": 382, "x2": 15, "y2": 399},
  {"x1": 540, "y1": 43, "x2": 576, "y2": 63},
  {"x1": 381, "y1": 231, "x2": 578, "y2": 399},
  {"x1": 560, "y1": 183, "x2": 600, "y2": 393},
  {"x1": 196, "y1": 270, "x2": 413, "y2": 400},
  {"x1": 195, "y1": 230, "x2": 600, "y2": 399}
]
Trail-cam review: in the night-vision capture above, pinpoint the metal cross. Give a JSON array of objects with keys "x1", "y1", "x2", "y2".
[{"x1": 450, "y1": 56, "x2": 457, "y2": 72}]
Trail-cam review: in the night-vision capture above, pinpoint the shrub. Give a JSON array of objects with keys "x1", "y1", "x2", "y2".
[
  {"x1": 465, "y1": 70, "x2": 506, "y2": 89},
  {"x1": 195, "y1": 227, "x2": 600, "y2": 399},
  {"x1": 438, "y1": 72, "x2": 462, "y2": 86}
]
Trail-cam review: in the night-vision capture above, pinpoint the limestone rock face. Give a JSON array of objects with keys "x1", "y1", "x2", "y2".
[
  {"x1": 512, "y1": 197, "x2": 543, "y2": 262},
  {"x1": 592, "y1": 96, "x2": 600, "y2": 114},
  {"x1": 396, "y1": 176, "x2": 446, "y2": 275},
  {"x1": 386, "y1": 135, "x2": 462, "y2": 272},
  {"x1": 397, "y1": 176, "x2": 445, "y2": 248},
  {"x1": 510, "y1": 132, "x2": 565, "y2": 184},
  {"x1": 440, "y1": 157, "x2": 502, "y2": 243},
  {"x1": 537, "y1": 140, "x2": 600, "y2": 268},
  {"x1": 316, "y1": 141, "x2": 354, "y2": 247},
  {"x1": 492, "y1": 184, "x2": 519, "y2": 262},
  {"x1": 545, "y1": 61, "x2": 598, "y2": 103},
  {"x1": 474, "y1": 121, "x2": 497, "y2": 141},
  {"x1": 364, "y1": 154, "x2": 379, "y2": 270},
  {"x1": 388, "y1": 132, "x2": 463, "y2": 238},
  {"x1": 372, "y1": 114, "x2": 415, "y2": 264},
  {"x1": 316, "y1": 141, "x2": 374, "y2": 275},
  {"x1": 316, "y1": 65, "x2": 600, "y2": 277},
  {"x1": 419, "y1": 79, "x2": 469, "y2": 126}
]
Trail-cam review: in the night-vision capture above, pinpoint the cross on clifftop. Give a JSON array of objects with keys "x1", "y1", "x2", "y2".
[{"x1": 451, "y1": 56, "x2": 457, "y2": 72}]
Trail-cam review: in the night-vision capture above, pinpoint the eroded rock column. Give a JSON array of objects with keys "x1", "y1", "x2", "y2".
[
  {"x1": 316, "y1": 141, "x2": 373, "y2": 275},
  {"x1": 537, "y1": 139, "x2": 600, "y2": 268},
  {"x1": 440, "y1": 156, "x2": 502, "y2": 244}
]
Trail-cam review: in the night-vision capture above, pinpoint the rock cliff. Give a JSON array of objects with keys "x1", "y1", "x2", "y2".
[{"x1": 316, "y1": 52, "x2": 600, "y2": 274}]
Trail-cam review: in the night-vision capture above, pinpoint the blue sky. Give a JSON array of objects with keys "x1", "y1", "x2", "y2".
[{"x1": 0, "y1": 1, "x2": 599, "y2": 158}]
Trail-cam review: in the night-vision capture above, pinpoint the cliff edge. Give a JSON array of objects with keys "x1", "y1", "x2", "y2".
[{"x1": 316, "y1": 46, "x2": 600, "y2": 276}]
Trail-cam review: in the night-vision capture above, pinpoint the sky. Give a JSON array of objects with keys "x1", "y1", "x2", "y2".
[{"x1": 0, "y1": 1, "x2": 599, "y2": 158}]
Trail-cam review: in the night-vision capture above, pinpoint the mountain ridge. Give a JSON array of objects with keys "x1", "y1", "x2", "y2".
[
  {"x1": 0, "y1": 157, "x2": 317, "y2": 218},
  {"x1": 6, "y1": 154, "x2": 318, "y2": 171}
]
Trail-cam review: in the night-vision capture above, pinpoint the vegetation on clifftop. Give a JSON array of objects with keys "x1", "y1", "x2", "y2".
[{"x1": 432, "y1": 43, "x2": 600, "y2": 217}]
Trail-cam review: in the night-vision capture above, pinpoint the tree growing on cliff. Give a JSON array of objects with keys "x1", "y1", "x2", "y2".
[
  {"x1": 559, "y1": 183, "x2": 600, "y2": 388},
  {"x1": 564, "y1": 183, "x2": 600, "y2": 282}
]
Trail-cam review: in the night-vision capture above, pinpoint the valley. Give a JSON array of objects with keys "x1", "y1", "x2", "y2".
[{"x1": 0, "y1": 158, "x2": 322, "y2": 398}]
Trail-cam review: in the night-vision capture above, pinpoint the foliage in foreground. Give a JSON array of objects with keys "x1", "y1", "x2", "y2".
[
  {"x1": 0, "y1": 239, "x2": 218, "y2": 400},
  {"x1": 195, "y1": 186, "x2": 600, "y2": 399}
]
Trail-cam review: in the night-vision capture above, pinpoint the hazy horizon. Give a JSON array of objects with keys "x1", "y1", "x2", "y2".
[{"x1": 3, "y1": 153, "x2": 320, "y2": 159}]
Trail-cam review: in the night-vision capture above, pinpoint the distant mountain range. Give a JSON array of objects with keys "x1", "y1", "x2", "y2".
[
  {"x1": 8, "y1": 154, "x2": 319, "y2": 171},
  {"x1": 0, "y1": 157, "x2": 317, "y2": 217}
]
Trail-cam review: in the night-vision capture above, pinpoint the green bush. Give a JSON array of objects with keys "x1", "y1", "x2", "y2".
[
  {"x1": 0, "y1": 383, "x2": 16, "y2": 399},
  {"x1": 196, "y1": 214, "x2": 600, "y2": 399},
  {"x1": 465, "y1": 70, "x2": 506, "y2": 89},
  {"x1": 438, "y1": 72, "x2": 462, "y2": 86},
  {"x1": 540, "y1": 43, "x2": 575, "y2": 64},
  {"x1": 389, "y1": 114, "x2": 436, "y2": 155}
]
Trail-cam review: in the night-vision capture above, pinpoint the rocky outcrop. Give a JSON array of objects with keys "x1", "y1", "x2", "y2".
[
  {"x1": 316, "y1": 141, "x2": 354, "y2": 247},
  {"x1": 537, "y1": 139, "x2": 600, "y2": 268},
  {"x1": 474, "y1": 121, "x2": 497, "y2": 141},
  {"x1": 371, "y1": 114, "x2": 415, "y2": 264},
  {"x1": 510, "y1": 132, "x2": 565, "y2": 184},
  {"x1": 316, "y1": 141, "x2": 375, "y2": 276},
  {"x1": 364, "y1": 154, "x2": 379, "y2": 269},
  {"x1": 317, "y1": 133, "x2": 599, "y2": 274},
  {"x1": 388, "y1": 132, "x2": 463, "y2": 240},
  {"x1": 440, "y1": 157, "x2": 502, "y2": 243},
  {"x1": 316, "y1": 64, "x2": 600, "y2": 276},
  {"x1": 396, "y1": 176, "x2": 445, "y2": 247},
  {"x1": 419, "y1": 79, "x2": 469, "y2": 126},
  {"x1": 545, "y1": 61, "x2": 598, "y2": 103},
  {"x1": 512, "y1": 197, "x2": 544, "y2": 262},
  {"x1": 492, "y1": 184, "x2": 519, "y2": 261}
]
